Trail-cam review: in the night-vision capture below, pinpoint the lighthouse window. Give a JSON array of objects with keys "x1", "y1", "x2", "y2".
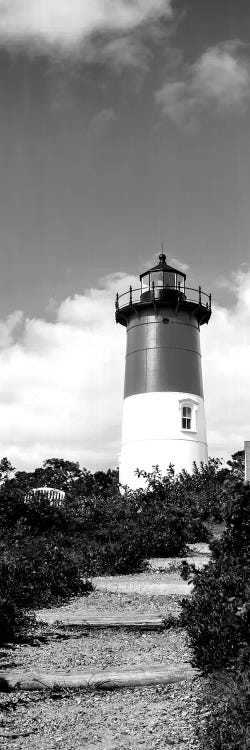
[
  {"x1": 182, "y1": 406, "x2": 192, "y2": 430},
  {"x1": 151, "y1": 271, "x2": 163, "y2": 287},
  {"x1": 164, "y1": 271, "x2": 175, "y2": 288},
  {"x1": 176, "y1": 273, "x2": 185, "y2": 290},
  {"x1": 141, "y1": 273, "x2": 149, "y2": 290}
]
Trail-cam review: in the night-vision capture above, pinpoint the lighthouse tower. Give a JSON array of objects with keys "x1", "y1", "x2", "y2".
[{"x1": 115, "y1": 253, "x2": 212, "y2": 488}]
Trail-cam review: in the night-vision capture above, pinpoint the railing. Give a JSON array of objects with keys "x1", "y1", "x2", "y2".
[
  {"x1": 115, "y1": 285, "x2": 212, "y2": 313},
  {"x1": 25, "y1": 487, "x2": 66, "y2": 505}
]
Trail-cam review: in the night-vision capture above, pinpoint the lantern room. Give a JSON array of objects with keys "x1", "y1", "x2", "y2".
[{"x1": 140, "y1": 252, "x2": 186, "y2": 302}]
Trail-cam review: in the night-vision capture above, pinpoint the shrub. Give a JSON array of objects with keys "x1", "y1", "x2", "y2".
[
  {"x1": 133, "y1": 466, "x2": 208, "y2": 556},
  {"x1": 181, "y1": 481, "x2": 250, "y2": 749},
  {"x1": 0, "y1": 577, "x2": 31, "y2": 643},
  {"x1": 181, "y1": 482, "x2": 250, "y2": 673},
  {"x1": 178, "y1": 459, "x2": 226, "y2": 524},
  {"x1": 195, "y1": 661, "x2": 250, "y2": 750},
  {"x1": 0, "y1": 471, "x2": 146, "y2": 642},
  {"x1": 0, "y1": 455, "x2": 231, "y2": 644},
  {"x1": 71, "y1": 490, "x2": 146, "y2": 575},
  {"x1": 182, "y1": 554, "x2": 249, "y2": 671},
  {"x1": 0, "y1": 554, "x2": 34, "y2": 643},
  {"x1": 11, "y1": 536, "x2": 89, "y2": 608},
  {"x1": 0, "y1": 531, "x2": 92, "y2": 643}
]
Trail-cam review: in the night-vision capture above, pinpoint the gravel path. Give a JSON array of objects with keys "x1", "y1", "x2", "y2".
[
  {"x1": 0, "y1": 551, "x2": 209, "y2": 749},
  {"x1": 5, "y1": 625, "x2": 189, "y2": 674},
  {"x1": 1, "y1": 679, "x2": 203, "y2": 749},
  {"x1": 36, "y1": 590, "x2": 183, "y2": 623}
]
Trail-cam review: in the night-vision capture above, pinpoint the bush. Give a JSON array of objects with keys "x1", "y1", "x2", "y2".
[
  {"x1": 182, "y1": 555, "x2": 249, "y2": 671},
  {"x1": 11, "y1": 537, "x2": 89, "y2": 608},
  {"x1": 0, "y1": 554, "x2": 33, "y2": 643},
  {"x1": 0, "y1": 467, "x2": 146, "y2": 642},
  {"x1": 133, "y1": 466, "x2": 209, "y2": 556},
  {"x1": 70, "y1": 490, "x2": 146, "y2": 575},
  {"x1": 0, "y1": 455, "x2": 234, "y2": 644},
  {"x1": 0, "y1": 581, "x2": 31, "y2": 643},
  {"x1": 181, "y1": 482, "x2": 250, "y2": 673},
  {"x1": 0, "y1": 531, "x2": 92, "y2": 643},
  {"x1": 195, "y1": 661, "x2": 250, "y2": 750},
  {"x1": 178, "y1": 459, "x2": 226, "y2": 525},
  {"x1": 181, "y1": 480, "x2": 250, "y2": 749}
]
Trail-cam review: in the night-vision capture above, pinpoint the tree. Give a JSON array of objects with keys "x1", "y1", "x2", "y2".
[
  {"x1": 32, "y1": 458, "x2": 83, "y2": 490},
  {"x1": 0, "y1": 457, "x2": 15, "y2": 483},
  {"x1": 226, "y1": 450, "x2": 245, "y2": 480}
]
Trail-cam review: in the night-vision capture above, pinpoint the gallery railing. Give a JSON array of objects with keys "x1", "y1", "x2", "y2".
[{"x1": 115, "y1": 284, "x2": 212, "y2": 314}]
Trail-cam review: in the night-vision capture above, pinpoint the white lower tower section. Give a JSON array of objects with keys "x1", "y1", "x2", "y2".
[{"x1": 119, "y1": 392, "x2": 208, "y2": 489}]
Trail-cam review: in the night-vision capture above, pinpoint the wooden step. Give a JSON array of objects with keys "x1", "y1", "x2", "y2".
[
  {"x1": 0, "y1": 663, "x2": 197, "y2": 692},
  {"x1": 35, "y1": 612, "x2": 177, "y2": 630},
  {"x1": 92, "y1": 578, "x2": 192, "y2": 595}
]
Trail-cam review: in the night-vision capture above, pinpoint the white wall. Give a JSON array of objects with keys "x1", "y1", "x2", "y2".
[{"x1": 119, "y1": 391, "x2": 208, "y2": 488}]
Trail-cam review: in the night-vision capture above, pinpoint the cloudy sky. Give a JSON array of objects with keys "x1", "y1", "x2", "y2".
[{"x1": 0, "y1": 0, "x2": 250, "y2": 471}]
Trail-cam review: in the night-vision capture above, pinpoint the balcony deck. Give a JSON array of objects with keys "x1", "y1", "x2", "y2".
[{"x1": 115, "y1": 285, "x2": 212, "y2": 326}]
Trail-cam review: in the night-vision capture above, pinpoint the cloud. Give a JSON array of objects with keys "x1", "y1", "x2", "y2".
[
  {"x1": 155, "y1": 41, "x2": 250, "y2": 128},
  {"x1": 0, "y1": 266, "x2": 249, "y2": 472},
  {"x1": 202, "y1": 266, "x2": 250, "y2": 462},
  {"x1": 192, "y1": 42, "x2": 250, "y2": 108},
  {"x1": 94, "y1": 34, "x2": 150, "y2": 71},
  {"x1": 90, "y1": 108, "x2": 117, "y2": 133},
  {"x1": 0, "y1": 272, "x2": 137, "y2": 471},
  {"x1": 169, "y1": 257, "x2": 189, "y2": 274},
  {"x1": 0, "y1": 311, "x2": 23, "y2": 349},
  {"x1": 0, "y1": 0, "x2": 173, "y2": 55}
]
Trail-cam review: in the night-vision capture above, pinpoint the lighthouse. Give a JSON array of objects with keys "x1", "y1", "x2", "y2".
[{"x1": 115, "y1": 252, "x2": 212, "y2": 488}]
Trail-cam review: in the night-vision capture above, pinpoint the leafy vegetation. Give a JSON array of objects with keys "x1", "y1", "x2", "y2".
[
  {"x1": 0, "y1": 458, "x2": 144, "y2": 642},
  {"x1": 181, "y1": 478, "x2": 249, "y2": 672},
  {"x1": 196, "y1": 664, "x2": 250, "y2": 750},
  {"x1": 181, "y1": 471, "x2": 250, "y2": 749},
  {"x1": 0, "y1": 451, "x2": 247, "y2": 652},
  {"x1": 132, "y1": 465, "x2": 208, "y2": 556},
  {"x1": 0, "y1": 450, "x2": 249, "y2": 746}
]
